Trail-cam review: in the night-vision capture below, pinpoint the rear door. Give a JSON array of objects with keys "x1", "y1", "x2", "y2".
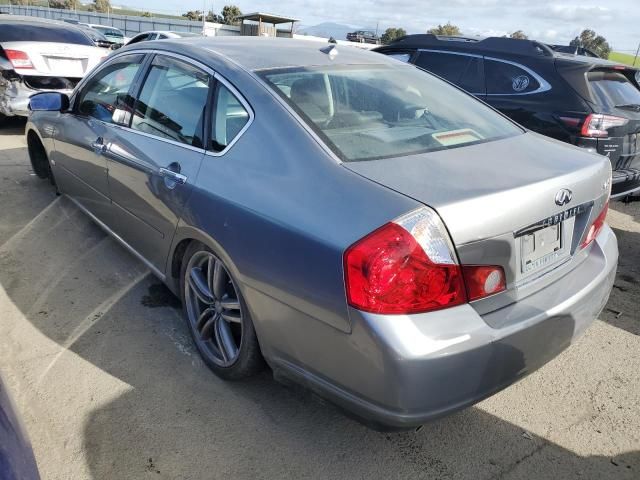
[{"x1": 103, "y1": 53, "x2": 210, "y2": 272}]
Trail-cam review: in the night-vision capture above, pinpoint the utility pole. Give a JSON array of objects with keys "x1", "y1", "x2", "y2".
[{"x1": 634, "y1": 42, "x2": 640, "y2": 67}]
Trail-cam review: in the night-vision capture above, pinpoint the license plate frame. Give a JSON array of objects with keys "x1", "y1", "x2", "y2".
[{"x1": 520, "y1": 223, "x2": 564, "y2": 274}]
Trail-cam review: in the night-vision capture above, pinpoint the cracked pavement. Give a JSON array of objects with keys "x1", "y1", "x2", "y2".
[{"x1": 0, "y1": 117, "x2": 638, "y2": 479}]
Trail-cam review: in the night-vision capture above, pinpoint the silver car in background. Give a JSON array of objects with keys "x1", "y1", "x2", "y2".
[
  {"x1": 0, "y1": 16, "x2": 105, "y2": 119},
  {"x1": 25, "y1": 37, "x2": 617, "y2": 429}
]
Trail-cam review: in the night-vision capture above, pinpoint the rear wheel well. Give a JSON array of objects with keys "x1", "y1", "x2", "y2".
[{"x1": 171, "y1": 238, "x2": 193, "y2": 281}]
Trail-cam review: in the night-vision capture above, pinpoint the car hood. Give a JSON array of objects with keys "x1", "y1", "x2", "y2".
[{"x1": 343, "y1": 131, "x2": 612, "y2": 246}]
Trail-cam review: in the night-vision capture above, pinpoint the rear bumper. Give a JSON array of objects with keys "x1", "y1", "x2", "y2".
[{"x1": 271, "y1": 225, "x2": 618, "y2": 429}]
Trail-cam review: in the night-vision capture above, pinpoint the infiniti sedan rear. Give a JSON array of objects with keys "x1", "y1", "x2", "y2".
[{"x1": 25, "y1": 37, "x2": 617, "y2": 429}]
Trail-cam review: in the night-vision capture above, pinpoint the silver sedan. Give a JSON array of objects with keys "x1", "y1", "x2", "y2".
[{"x1": 25, "y1": 37, "x2": 617, "y2": 429}]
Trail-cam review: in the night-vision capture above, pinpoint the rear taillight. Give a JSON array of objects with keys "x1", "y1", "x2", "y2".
[
  {"x1": 4, "y1": 49, "x2": 34, "y2": 69},
  {"x1": 344, "y1": 208, "x2": 466, "y2": 314},
  {"x1": 462, "y1": 265, "x2": 506, "y2": 301},
  {"x1": 581, "y1": 201, "x2": 609, "y2": 249},
  {"x1": 580, "y1": 114, "x2": 628, "y2": 138}
]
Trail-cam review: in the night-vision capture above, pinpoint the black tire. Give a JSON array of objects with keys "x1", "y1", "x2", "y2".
[
  {"x1": 27, "y1": 132, "x2": 51, "y2": 180},
  {"x1": 180, "y1": 241, "x2": 264, "y2": 379}
]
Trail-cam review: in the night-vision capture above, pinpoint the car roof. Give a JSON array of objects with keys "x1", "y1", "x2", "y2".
[
  {"x1": 1, "y1": 15, "x2": 70, "y2": 27},
  {"x1": 158, "y1": 36, "x2": 399, "y2": 71}
]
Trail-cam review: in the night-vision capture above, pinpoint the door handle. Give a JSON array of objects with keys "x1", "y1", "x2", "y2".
[
  {"x1": 91, "y1": 137, "x2": 106, "y2": 155},
  {"x1": 159, "y1": 167, "x2": 187, "y2": 185}
]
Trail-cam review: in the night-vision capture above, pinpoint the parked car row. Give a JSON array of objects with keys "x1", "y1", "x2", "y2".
[
  {"x1": 375, "y1": 34, "x2": 640, "y2": 198},
  {"x1": 25, "y1": 36, "x2": 617, "y2": 431}
]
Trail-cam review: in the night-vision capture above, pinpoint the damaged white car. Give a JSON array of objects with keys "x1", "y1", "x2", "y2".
[{"x1": 0, "y1": 16, "x2": 106, "y2": 120}]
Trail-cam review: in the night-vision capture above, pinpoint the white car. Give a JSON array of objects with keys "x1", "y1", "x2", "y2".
[
  {"x1": 86, "y1": 24, "x2": 127, "y2": 46},
  {"x1": 126, "y1": 30, "x2": 202, "y2": 45},
  {"x1": 0, "y1": 17, "x2": 105, "y2": 119}
]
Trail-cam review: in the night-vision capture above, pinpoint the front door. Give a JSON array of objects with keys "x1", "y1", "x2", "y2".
[
  {"x1": 103, "y1": 54, "x2": 211, "y2": 272},
  {"x1": 52, "y1": 53, "x2": 145, "y2": 222}
]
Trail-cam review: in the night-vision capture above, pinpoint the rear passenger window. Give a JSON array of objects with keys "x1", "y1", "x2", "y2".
[
  {"x1": 131, "y1": 55, "x2": 210, "y2": 147},
  {"x1": 485, "y1": 60, "x2": 541, "y2": 95},
  {"x1": 415, "y1": 52, "x2": 484, "y2": 94},
  {"x1": 76, "y1": 54, "x2": 143, "y2": 125},
  {"x1": 210, "y1": 83, "x2": 250, "y2": 152}
]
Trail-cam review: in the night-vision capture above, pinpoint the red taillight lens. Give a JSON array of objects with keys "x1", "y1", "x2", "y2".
[
  {"x1": 5, "y1": 49, "x2": 34, "y2": 69},
  {"x1": 580, "y1": 114, "x2": 628, "y2": 138},
  {"x1": 344, "y1": 209, "x2": 467, "y2": 314},
  {"x1": 462, "y1": 265, "x2": 506, "y2": 301},
  {"x1": 581, "y1": 201, "x2": 609, "y2": 249}
]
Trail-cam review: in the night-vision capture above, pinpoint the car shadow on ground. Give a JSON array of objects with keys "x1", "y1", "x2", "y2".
[
  {"x1": 0, "y1": 188, "x2": 638, "y2": 477},
  {"x1": 0, "y1": 117, "x2": 26, "y2": 137}
]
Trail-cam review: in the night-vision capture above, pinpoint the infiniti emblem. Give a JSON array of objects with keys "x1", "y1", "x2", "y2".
[{"x1": 555, "y1": 189, "x2": 572, "y2": 206}]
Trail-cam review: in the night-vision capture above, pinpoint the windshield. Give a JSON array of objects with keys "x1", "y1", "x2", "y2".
[
  {"x1": 260, "y1": 65, "x2": 522, "y2": 162},
  {"x1": 588, "y1": 71, "x2": 640, "y2": 109},
  {"x1": 94, "y1": 26, "x2": 123, "y2": 38}
]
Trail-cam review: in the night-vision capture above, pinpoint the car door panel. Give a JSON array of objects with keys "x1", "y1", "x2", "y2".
[
  {"x1": 104, "y1": 129, "x2": 204, "y2": 271},
  {"x1": 104, "y1": 54, "x2": 210, "y2": 272}
]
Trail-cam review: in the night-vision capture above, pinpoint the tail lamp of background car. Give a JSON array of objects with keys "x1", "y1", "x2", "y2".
[
  {"x1": 580, "y1": 114, "x2": 628, "y2": 138},
  {"x1": 4, "y1": 50, "x2": 34, "y2": 69},
  {"x1": 343, "y1": 207, "x2": 506, "y2": 315}
]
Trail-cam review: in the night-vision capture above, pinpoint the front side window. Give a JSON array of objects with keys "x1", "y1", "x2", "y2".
[
  {"x1": 131, "y1": 55, "x2": 210, "y2": 147},
  {"x1": 210, "y1": 83, "x2": 250, "y2": 152},
  {"x1": 260, "y1": 64, "x2": 522, "y2": 162},
  {"x1": 76, "y1": 54, "x2": 143, "y2": 125},
  {"x1": 485, "y1": 60, "x2": 541, "y2": 95},
  {"x1": 415, "y1": 51, "x2": 484, "y2": 94}
]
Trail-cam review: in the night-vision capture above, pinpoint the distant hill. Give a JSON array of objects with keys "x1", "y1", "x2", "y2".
[{"x1": 297, "y1": 22, "x2": 377, "y2": 40}]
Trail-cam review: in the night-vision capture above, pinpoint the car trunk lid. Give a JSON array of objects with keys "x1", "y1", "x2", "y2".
[
  {"x1": 343, "y1": 132, "x2": 611, "y2": 313},
  {"x1": 2, "y1": 41, "x2": 104, "y2": 78}
]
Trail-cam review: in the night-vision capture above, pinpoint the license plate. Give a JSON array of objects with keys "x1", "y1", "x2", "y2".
[
  {"x1": 46, "y1": 58, "x2": 84, "y2": 76},
  {"x1": 521, "y1": 223, "x2": 563, "y2": 273}
]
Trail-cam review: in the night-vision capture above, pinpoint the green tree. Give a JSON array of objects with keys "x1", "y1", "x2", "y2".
[
  {"x1": 427, "y1": 22, "x2": 461, "y2": 36},
  {"x1": 221, "y1": 5, "x2": 242, "y2": 25},
  {"x1": 570, "y1": 29, "x2": 611, "y2": 58},
  {"x1": 10, "y1": 0, "x2": 29, "y2": 5},
  {"x1": 381, "y1": 27, "x2": 407, "y2": 45},
  {"x1": 141, "y1": 11, "x2": 152, "y2": 18},
  {"x1": 49, "y1": 0, "x2": 68, "y2": 8},
  {"x1": 510, "y1": 30, "x2": 528, "y2": 40},
  {"x1": 182, "y1": 10, "x2": 202, "y2": 21},
  {"x1": 205, "y1": 10, "x2": 224, "y2": 23},
  {"x1": 90, "y1": 0, "x2": 111, "y2": 13}
]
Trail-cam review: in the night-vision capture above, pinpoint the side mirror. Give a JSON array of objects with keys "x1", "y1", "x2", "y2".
[{"x1": 29, "y1": 92, "x2": 70, "y2": 112}]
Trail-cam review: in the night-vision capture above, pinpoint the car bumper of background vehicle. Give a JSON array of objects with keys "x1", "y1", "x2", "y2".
[
  {"x1": 270, "y1": 225, "x2": 617, "y2": 430},
  {"x1": 0, "y1": 78, "x2": 72, "y2": 117},
  {"x1": 610, "y1": 168, "x2": 640, "y2": 198}
]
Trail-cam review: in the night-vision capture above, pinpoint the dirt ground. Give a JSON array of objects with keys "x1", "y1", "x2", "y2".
[{"x1": 0, "y1": 117, "x2": 638, "y2": 479}]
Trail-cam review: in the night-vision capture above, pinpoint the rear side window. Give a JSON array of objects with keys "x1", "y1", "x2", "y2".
[
  {"x1": 588, "y1": 71, "x2": 640, "y2": 109},
  {"x1": 485, "y1": 60, "x2": 541, "y2": 95},
  {"x1": 76, "y1": 55, "x2": 143, "y2": 125},
  {"x1": 0, "y1": 23, "x2": 93, "y2": 46},
  {"x1": 387, "y1": 53, "x2": 412, "y2": 63},
  {"x1": 131, "y1": 55, "x2": 210, "y2": 147},
  {"x1": 415, "y1": 51, "x2": 484, "y2": 94},
  {"x1": 210, "y1": 83, "x2": 250, "y2": 152}
]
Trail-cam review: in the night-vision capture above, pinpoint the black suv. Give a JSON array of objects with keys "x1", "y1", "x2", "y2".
[{"x1": 375, "y1": 35, "x2": 640, "y2": 198}]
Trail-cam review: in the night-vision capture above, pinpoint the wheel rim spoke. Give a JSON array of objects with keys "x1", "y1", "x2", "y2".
[
  {"x1": 221, "y1": 310, "x2": 241, "y2": 324},
  {"x1": 189, "y1": 267, "x2": 214, "y2": 304},
  {"x1": 220, "y1": 298, "x2": 240, "y2": 311},
  {"x1": 215, "y1": 316, "x2": 238, "y2": 361},
  {"x1": 211, "y1": 260, "x2": 227, "y2": 299},
  {"x1": 196, "y1": 307, "x2": 215, "y2": 332},
  {"x1": 200, "y1": 313, "x2": 218, "y2": 341}
]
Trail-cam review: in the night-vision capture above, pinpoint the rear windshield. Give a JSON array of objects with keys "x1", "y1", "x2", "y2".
[
  {"x1": 588, "y1": 71, "x2": 640, "y2": 109},
  {"x1": 260, "y1": 64, "x2": 522, "y2": 162},
  {"x1": 0, "y1": 23, "x2": 93, "y2": 45}
]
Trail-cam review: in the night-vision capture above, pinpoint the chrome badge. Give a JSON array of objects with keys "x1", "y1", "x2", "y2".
[{"x1": 555, "y1": 188, "x2": 573, "y2": 206}]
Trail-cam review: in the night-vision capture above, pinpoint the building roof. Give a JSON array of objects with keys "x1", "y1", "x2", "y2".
[{"x1": 236, "y1": 12, "x2": 299, "y2": 24}]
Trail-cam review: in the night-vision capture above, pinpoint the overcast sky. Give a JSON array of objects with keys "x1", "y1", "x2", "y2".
[{"x1": 122, "y1": 0, "x2": 639, "y2": 52}]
